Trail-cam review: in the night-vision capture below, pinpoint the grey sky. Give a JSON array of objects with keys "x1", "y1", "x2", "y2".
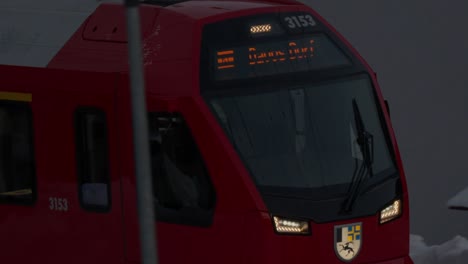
[{"x1": 0, "y1": 0, "x2": 120, "y2": 66}]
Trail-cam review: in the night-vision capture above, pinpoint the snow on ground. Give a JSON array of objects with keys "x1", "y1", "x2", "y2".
[
  {"x1": 410, "y1": 234, "x2": 468, "y2": 264},
  {"x1": 447, "y1": 186, "x2": 468, "y2": 210}
]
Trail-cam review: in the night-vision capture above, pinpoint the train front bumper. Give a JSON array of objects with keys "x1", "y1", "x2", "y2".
[{"x1": 369, "y1": 256, "x2": 414, "y2": 264}]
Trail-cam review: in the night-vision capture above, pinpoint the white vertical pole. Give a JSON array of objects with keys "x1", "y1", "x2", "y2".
[{"x1": 124, "y1": 1, "x2": 159, "y2": 264}]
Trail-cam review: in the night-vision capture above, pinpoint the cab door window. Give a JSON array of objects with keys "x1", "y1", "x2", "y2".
[{"x1": 149, "y1": 113, "x2": 215, "y2": 226}]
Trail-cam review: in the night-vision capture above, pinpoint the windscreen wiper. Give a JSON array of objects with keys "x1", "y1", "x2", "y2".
[{"x1": 342, "y1": 99, "x2": 374, "y2": 213}]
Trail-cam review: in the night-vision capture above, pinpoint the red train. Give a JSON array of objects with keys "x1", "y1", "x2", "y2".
[{"x1": 0, "y1": 0, "x2": 412, "y2": 263}]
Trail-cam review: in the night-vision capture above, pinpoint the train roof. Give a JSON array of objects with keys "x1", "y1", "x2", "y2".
[{"x1": 1, "y1": 0, "x2": 303, "y2": 69}]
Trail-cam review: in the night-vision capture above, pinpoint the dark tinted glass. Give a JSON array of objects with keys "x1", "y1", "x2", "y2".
[
  {"x1": 75, "y1": 108, "x2": 110, "y2": 211},
  {"x1": 149, "y1": 113, "x2": 215, "y2": 226},
  {"x1": 209, "y1": 75, "x2": 395, "y2": 194},
  {"x1": 0, "y1": 101, "x2": 35, "y2": 204}
]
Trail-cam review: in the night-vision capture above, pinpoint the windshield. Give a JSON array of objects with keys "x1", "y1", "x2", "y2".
[{"x1": 207, "y1": 74, "x2": 396, "y2": 197}]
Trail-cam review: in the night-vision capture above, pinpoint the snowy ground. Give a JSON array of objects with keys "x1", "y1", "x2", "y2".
[
  {"x1": 410, "y1": 187, "x2": 468, "y2": 263},
  {"x1": 408, "y1": 187, "x2": 468, "y2": 263},
  {"x1": 447, "y1": 186, "x2": 468, "y2": 211},
  {"x1": 410, "y1": 234, "x2": 468, "y2": 264}
]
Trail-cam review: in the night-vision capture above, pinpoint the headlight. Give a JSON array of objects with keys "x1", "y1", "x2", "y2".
[
  {"x1": 272, "y1": 216, "x2": 310, "y2": 235},
  {"x1": 379, "y1": 199, "x2": 402, "y2": 224}
]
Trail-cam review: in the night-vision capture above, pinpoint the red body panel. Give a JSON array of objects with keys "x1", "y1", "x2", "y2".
[
  {"x1": 1, "y1": 1, "x2": 412, "y2": 264},
  {"x1": 1, "y1": 66, "x2": 125, "y2": 264}
]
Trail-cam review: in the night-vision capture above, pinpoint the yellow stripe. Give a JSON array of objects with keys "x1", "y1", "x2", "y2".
[
  {"x1": 0, "y1": 189, "x2": 32, "y2": 196},
  {"x1": 0, "y1": 92, "x2": 32, "y2": 102}
]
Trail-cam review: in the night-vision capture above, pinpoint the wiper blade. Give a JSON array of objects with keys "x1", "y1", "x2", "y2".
[
  {"x1": 352, "y1": 99, "x2": 374, "y2": 175},
  {"x1": 342, "y1": 99, "x2": 374, "y2": 213}
]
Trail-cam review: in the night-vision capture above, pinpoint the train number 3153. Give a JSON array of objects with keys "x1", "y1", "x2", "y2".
[
  {"x1": 49, "y1": 197, "x2": 69, "y2": 212},
  {"x1": 283, "y1": 15, "x2": 316, "y2": 29}
]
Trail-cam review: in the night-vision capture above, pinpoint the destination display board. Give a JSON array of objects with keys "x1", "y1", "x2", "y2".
[{"x1": 212, "y1": 34, "x2": 351, "y2": 81}]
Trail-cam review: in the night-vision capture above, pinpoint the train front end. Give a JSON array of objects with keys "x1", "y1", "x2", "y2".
[{"x1": 194, "y1": 2, "x2": 412, "y2": 264}]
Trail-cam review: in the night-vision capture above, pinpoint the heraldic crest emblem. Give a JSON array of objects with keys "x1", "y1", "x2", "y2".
[{"x1": 334, "y1": 223, "x2": 362, "y2": 262}]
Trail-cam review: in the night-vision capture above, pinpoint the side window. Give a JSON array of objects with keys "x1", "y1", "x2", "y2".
[
  {"x1": 75, "y1": 108, "x2": 111, "y2": 212},
  {"x1": 149, "y1": 113, "x2": 216, "y2": 226},
  {"x1": 0, "y1": 100, "x2": 36, "y2": 204}
]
